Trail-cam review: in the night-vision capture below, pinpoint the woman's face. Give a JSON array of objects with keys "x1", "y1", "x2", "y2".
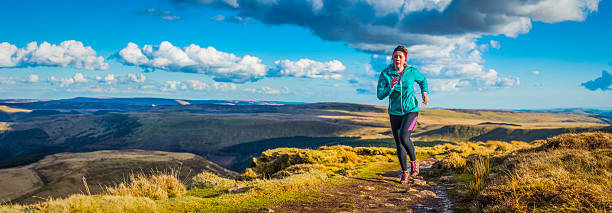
[{"x1": 392, "y1": 50, "x2": 406, "y2": 69}]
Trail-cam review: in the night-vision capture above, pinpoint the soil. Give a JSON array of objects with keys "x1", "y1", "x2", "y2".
[{"x1": 254, "y1": 160, "x2": 453, "y2": 213}]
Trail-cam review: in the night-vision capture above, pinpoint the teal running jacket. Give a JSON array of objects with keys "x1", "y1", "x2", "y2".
[{"x1": 377, "y1": 64, "x2": 429, "y2": 115}]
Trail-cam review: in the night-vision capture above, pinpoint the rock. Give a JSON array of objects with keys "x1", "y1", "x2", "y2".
[
  {"x1": 417, "y1": 190, "x2": 437, "y2": 198},
  {"x1": 259, "y1": 207, "x2": 274, "y2": 212},
  {"x1": 427, "y1": 181, "x2": 437, "y2": 186},
  {"x1": 390, "y1": 197, "x2": 411, "y2": 202},
  {"x1": 359, "y1": 185, "x2": 376, "y2": 191},
  {"x1": 439, "y1": 176, "x2": 454, "y2": 181},
  {"x1": 405, "y1": 188, "x2": 419, "y2": 194},
  {"x1": 368, "y1": 203, "x2": 378, "y2": 208},
  {"x1": 412, "y1": 178, "x2": 427, "y2": 185},
  {"x1": 380, "y1": 203, "x2": 396, "y2": 207},
  {"x1": 226, "y1": 186, "x2": 254, "y2": 193}
]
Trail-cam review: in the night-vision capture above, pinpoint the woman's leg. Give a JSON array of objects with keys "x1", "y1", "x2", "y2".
[
  {"x1": 398, "y1": 112, "x2": 418, "y2": 162},
  {"x1": 389, "y1": 114, "x2": 408, "y2": 172}
]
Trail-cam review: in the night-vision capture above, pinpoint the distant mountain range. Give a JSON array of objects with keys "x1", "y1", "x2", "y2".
[
  {"x1": 2, "y1": 97, "x2": 610, "y2": 119},
  {"x1": 0, "y1": 97, "x2": 306, "y2": 107}
]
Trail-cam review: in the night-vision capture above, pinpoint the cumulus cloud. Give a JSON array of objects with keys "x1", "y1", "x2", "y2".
[
  {"x1": 177, "y1": 0, "x2": 598, "y2": 52},
  {"x1": 581, "y1": 70, "x2": 612, "y2": 91},
  {"x1": 127, "y1": 73, "x2": 147, "y2": 83},
  {"x1": 490, "y1": 40, "x2": 501, "y2": 49},
  {"x1": 49, "y1": 76, "x2": 75, "y2": 87},
  {"x1": 135, "y1": 8, "x2": 182, "y2": 21},
  {"x1": 73, "y1": 73, "x2": 88, "y2": 83},
  {"x1": 243, "y1": 86, "x2": 289, "y2": 94},
  {"x1": 270, "y1": 59, "x2": 345, "y2": 79},
  {"x1": 176, "y1": 0, "x2": 597, "y2": 92},
  {"x1": 210, "y1": 14, "x2": 252, "y2": 23},
  {"x1": 117, "y1": 41, "x2": 346, "y2": 83},
  {"x1": 117, "y1": 41, "x2": 267, "y2": 83},
  {"x1": 531, "y1": 70, "x2": 540, "y2": 75},
  {"x1": 0, "y1": 76, "x2": 18, "y2": 85},
  {"x1": 164, "y1": 79, "x2": 237, "y2": 91},
  {"x1": 187, "y1": 79, "x2": 209, "y2": 90},
  {"x1": 28, "y1": 74, "x2": 39, "y2": 83},
  {"x1": 162, "y1": 80, "x2": 185, "y2": 91},
  {"x1": 0, "y1": 40, "x2": 109, "y2": 70},
  {"x1": 351, "y1": 52, "x2": 519, "y2": 93}
]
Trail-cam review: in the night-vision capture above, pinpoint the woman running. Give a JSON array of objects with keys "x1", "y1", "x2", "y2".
[{"x1": 377, "y1": 45, "x2": 429, "y2": 183}]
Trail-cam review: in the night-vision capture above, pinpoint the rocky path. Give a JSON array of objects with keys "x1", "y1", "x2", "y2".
[{"x1": 258, "y1": 160, "x2": 453, "y2": 213}]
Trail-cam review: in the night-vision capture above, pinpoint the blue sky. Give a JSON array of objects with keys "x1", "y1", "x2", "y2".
[{"x1": 0, "y1": 0, "x2": 610, "y2": 109}]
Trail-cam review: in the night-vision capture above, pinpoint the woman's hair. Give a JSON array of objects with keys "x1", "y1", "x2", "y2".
[
  {"x1": 393, "y1": 45, "x2": 408, "y2": 56},
  {"x1": 393, "y1": 45, "x2": 408, "y2": 62}
]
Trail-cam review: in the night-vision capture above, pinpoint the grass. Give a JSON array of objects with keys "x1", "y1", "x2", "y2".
[
  {"x1": 0, "y1": 105, "x2": 31, "y2": 113},
  {"x1": 466, "y1": 156, "x2": 491, "y2": 196},
  {"x1": 2, "y1": 130, "x2": 609, "y2": 212},
  {"x1": 476, "y1": 132, "x2": 612, "y2": 212},
  {"x1": 428, "y1": 132, "x2": 612, "y2": 212},
  {"x1": 105, "y1": 171, "x2": 186, "y2": 200},
  {"x1": 0, "y1": 145, "x2": 397, "y2": 212}
]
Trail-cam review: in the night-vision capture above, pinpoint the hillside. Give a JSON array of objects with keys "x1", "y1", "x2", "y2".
[
  {"x1": 4, "y1": 132, "x2": 608, "y2": 212},
  {"x1": 0, "y1": 150, "x2": 236, "y2": 204},
  {"x1": 1, "y1": 101, "x2": 610, "y2": 173}
]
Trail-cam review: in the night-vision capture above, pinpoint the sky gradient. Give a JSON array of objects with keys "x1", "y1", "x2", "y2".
[{"x1": 0, "y1": 0, "x2": 610, "y2": 109}]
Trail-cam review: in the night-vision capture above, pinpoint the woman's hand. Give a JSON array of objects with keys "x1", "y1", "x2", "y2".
[
  {"x1": 422, "y1": 92, "x2": 429, "y2": 105},
  {"x1": 391, "y1": 76, "x2": 399, "y2": 88}
]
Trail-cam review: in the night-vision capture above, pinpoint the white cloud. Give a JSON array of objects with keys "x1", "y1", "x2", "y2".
[
  {"x1": 532, "y1": 70, "x2": 540, "y2": 75},
  {"x1": 136, "y1": 8, "x2": 182, "y2": 21},
  {"x1": 95, "y1": 74, "x2": 117, "y2": 84},
  {"x1": 117, "y1": 41, "x2": 268, "y2": 83},
  {"x1": 0, "y1": 76, "x2": 18, "y2": 85},
  {"x1": 211, "y1": 82, "x2": 237, "y2": 91},
  {"x1": 178, "y1": 0, "x2": 598, "y2": 92},
  {"x1": 104, "y1": 74, "x2": 116, "y2": 84},
  {"x1": 162, "y1": 80, "x2": 183, "y2": 91},
  {"x1": 161, "y1": 16, "x2": 181, "y2": 20},
  {"x1": 187, "y1": 80, "x2": 209, "y2": 90},
  {"x1": 49, "y1": 76, "x2": 75, "y2": 88},
  {"x1": 490, "y1": 40, "x2": 501, "y2": 49},
  {"x1": 243, "y1": 86, "x2": 289, "y2": 94},
  {"x1": 271, "y1": 59, "x2": 345, "y2": 79},
  {"x1": 127, "y1": 73, "x2": 146, "y2": 83},
  {"x1": 28, "y1": 74, "x2": 39, "y2": 83},
  {"x1": 73, "y1": 73, "x2": 88, "y2": 83},
  {"x1": 117, "y1": 42, "x2": 346, "y2": 83},
  {"x1": 0, "y1": 40, "x2": 108, "y2": 70},
  {"x1": 211, "y1": 15, "x2": 226, "y2": 21}
]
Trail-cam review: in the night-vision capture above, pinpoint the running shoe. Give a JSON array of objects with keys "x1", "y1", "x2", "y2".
[{"x1": 410, "y1": 161, "x2": 420, "y2": 177}]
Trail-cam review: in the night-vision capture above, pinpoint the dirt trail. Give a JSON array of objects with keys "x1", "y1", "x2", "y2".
[{"x1": 259, "y1": 160, "x2": 453, "y2": 213}]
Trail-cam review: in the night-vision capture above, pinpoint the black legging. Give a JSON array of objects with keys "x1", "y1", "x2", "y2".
[{"x1": 389, "y1": 112, "x2": 418, "y2": 172}]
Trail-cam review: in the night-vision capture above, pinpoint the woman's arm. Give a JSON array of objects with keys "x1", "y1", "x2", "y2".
[
  {"x1": 413, "y1": 68, "x2": 429, "y2": 104},
  {"x1": 377, "y1": 71, "x2": 392, "y2": 100}
]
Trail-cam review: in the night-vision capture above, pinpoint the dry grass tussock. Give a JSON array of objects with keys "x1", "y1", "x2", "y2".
[
  {"x1": 1, "y1": 171, "x2": 184, "y2": 212},
  {"x1": 478, "y1": 132, "x2": 612, "y2": 212},
  {"x1": 105, "y1": 170, "x2": 186, "y2": 200},
  {"x1": 191, "y1": 171, "x2": 236, "y2": 189},
  {"x1": 543, "y1": 131, "x2": 612, "y2": 150},
  {"x1": 430, "y1": 140, "x2": 537, "y2": 172}
]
